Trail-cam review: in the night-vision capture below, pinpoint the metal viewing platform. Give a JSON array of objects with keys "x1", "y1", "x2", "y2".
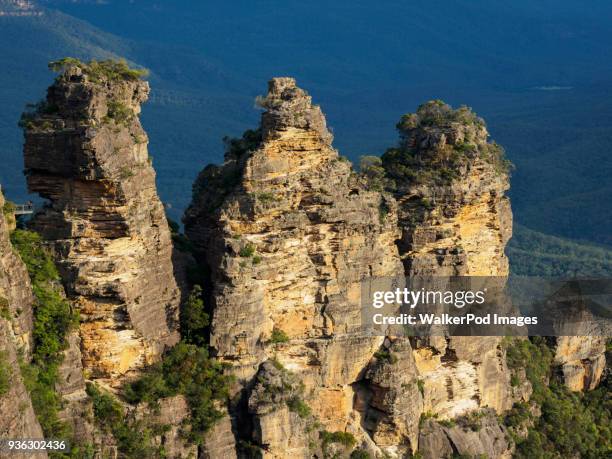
[{"x1": 14, "y1": 204, "x2": 34, "y2": 215}]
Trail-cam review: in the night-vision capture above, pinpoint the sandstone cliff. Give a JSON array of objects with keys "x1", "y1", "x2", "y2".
[
  {"x1": 0, "y1": 190, "x2": 34, "y2": 354},
  {"x1": 22, "y1": 60, "x2": 181, "y2": 384},
  {"x1": 185, "y1": 77, "x2": 404, "y2": 456},
  {"x1": 183, "y1": 81, "x2": 523, "y2": 458},
  {"x1": 0, "y1": 188, "x2": 46, "y2": 455}
]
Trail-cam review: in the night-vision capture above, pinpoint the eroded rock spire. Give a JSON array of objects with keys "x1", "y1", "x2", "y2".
[{"x1": 22, "y1": 59, "x2": 180, "y2": 384}]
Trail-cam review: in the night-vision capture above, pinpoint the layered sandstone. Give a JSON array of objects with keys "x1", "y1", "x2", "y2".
[
  {"x1": 382, "y1": 102, "x2": 514, "y2": 419},
  {"x1": 0, "y1": 188, "x2": 45, "y2": 453},
  {"x1": 0, "y1": 189, "x2": 34, "y2": 354},
  {"x1": 185, "y1": 77, "x2": 403, "y2": 456},
  {"x1": 23, "y1": 61, "x2": 180, "y2": 384}
]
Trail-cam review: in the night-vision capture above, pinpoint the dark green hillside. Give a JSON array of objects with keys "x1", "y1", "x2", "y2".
[{"x1": 508, "y1": 225, "x2": 612, "y2": 276}]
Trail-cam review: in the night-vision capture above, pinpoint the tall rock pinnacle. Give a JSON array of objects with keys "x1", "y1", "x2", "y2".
[
  {"x1": 22, "y1": 59, "x2": 180, "y2": 383},
  {"x1": 185, "y1": 77, "x2": 404, "y2": 455}
]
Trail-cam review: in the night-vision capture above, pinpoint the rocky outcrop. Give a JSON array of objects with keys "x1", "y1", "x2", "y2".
[
  {"x1": 355, "y1": 338, "x2": 423, "y2": 457},
  {"x1": 382, "y1": 100, "x2": 512, "y2": 277},
  {"x1": 23, "y1": 61, "x2": 180, "y2": 384},
  {"x1": 554, "y1": 336, "x2": 607, "y2": 391},
  {"x1": 0, "y1": 189, "x2": 34, "y2": 355},
  {"x1": 0, "y1": 188, "x2": 45, "y2": 453},
  {"x1": 376, "y1": 102, "x2": 517, "y2": 435},
  {"x1": 0, "y1": 320, "x2": 47, "y2": 458},
  {"x1": 185, "y1": 77, "x2": 403, "y2": 455},
  {"x1": 418, "y1": 409, "x2": 512, "y2": 459}
]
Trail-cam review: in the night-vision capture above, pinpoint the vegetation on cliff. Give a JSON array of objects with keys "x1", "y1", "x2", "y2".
[
  {"x1": 504, "y1": 338, "x2": 612, "y2": 458},
  {"x1": 0, "y1": 350, "x2": 9, "y2": 396},
  {"x1": 86, "y1": 383, "x2": 167, "y2": 459},
  {"x1": 48, "y1": 57, "x2": 149, "y2": 83},
  {"x1": 123, "y1": 342, "x2": 233, "y2": 444},
  {"x1": 10, "y1": 229, "x2": 83, "y2": 457},
  {"x1": 381, "y1": 100, "x2": 512, "y2": 188}
]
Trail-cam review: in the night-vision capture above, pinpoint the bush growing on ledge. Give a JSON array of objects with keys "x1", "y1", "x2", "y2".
[
  {"x1": 103, "y1": 99, "x2": 134, "y2": 126},
  {"x1": 48, "y1": 57, "x2": 149, "y2": 83},
  {"x1": 87, "y1": 383, "x2": 165, "y2": 458},
  {"x1": 123, "y1": 342, "x2": 233, "y2": 444},
  {"x1": 180, "y1": 285, "x2": 209, "y2": 347},
  {"x1": 286, "y1": 396, "x2": 311, "y2": 418},
  {"x1": 270, "y1": 328, "x2": 289, "y2": 344},
  {"x1": 239, "y1": 243, "x2": 256, "y2": 258},
  {"x1": 320, "y1": 430, "x2": 357, "y2": 450},
  {"x1": 359, "y1": 155, "x2": 389, "y2": 192}
]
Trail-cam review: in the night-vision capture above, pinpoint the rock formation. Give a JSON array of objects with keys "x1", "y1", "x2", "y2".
[
  {"x1": 184, "y1": 81, "x2": 523, "y2": 457},
  {"x1": 22, "y1": 60, "x2": 180, "y2": 384},
  {"x1": 0, "y1": 188, "x2": 46, "y2": 453},
  {"x1": 0, "y1": 189, "x2": 34, "y2": 354},
  {"x1": 6, "y1": 67, "x2": 605, "y2": 458},
  {"x1": 185, "y1": 77, "x2": 404, "y2": 456}
]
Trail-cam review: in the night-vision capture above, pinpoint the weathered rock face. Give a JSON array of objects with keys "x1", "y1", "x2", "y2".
[
  {"x1": 418, "y1": 409, "x2": 512, "y2": 459},
  {"x1": 0, "y1": 190, "x2": 34, "y2": 355},
  {"x1": 554, "y1": 335, "x2": 607, "y2": 391},
  {"x1": 0, "y1": 188, "x2": 45, "y2": 451},
  {"x1": 382, "y1": 101, "x2": 512, "y2": 277},
  {"x1": 0, "y1": 320, "x2": 47, "y2": 458},
  {"x1": 355, "y1": 338, "x2": 423, "y2": 457},
  {"x1": 379, "y1": 102, "x2": 516, "y2": 429},
  {"x1": 23, "y1": 63, "x2": 180, "y2": 383},
  {"x1": 185, "y1": 77, "x2": 403, "y2": 455}
]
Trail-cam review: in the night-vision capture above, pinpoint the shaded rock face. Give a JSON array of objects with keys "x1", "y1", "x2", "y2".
[
  {"x1": 23, "y1": 65, "x2": 180, "y2": 383},
  {"x1": 0, "y1": 190, "x2": 34, "y2": 355},
  {"x1": 0, "y1": 320, "x2": 47, "y2": 458},
  {"x1": 0, "y1": 189, "x2": 45, "y2": 452},
  {"x1": 355, "y1": 338, "x2": 423, "y2": 457},
  {"x1": 418, "y1": 409, "x2": 512, "y2": 459},
  {"x1": 185, "y1": 78, "x2": 403, "y2": 455}
]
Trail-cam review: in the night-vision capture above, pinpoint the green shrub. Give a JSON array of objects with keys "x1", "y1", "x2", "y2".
[
  {"x1": 239, "y1": 244, "x2": 256, "y2": 258},
  {"x1": 378, "y1": 200, "x2": 390, "y2": 224},
  {"x1": 2, "y1": 200, "x2": 15, "y2": 217},
  {"x1": 255, "y1": 192, "x2": 277, "y2": 203},
  {"x1": 416, "y1": 378, "x2": 425, "y2": 396},
  {"x1": 286, "y1": 396, "x2": 311, "y2": 418},
  {"x1": 104, "y1": 100, "x2": 134, "y2": 126},
  {"x1": 222, "y1": 129, "x2": 262, "y2": 159},
  {"x1": 320, "y1": 430, "x2": 356, "y2": 449},
  {"x1": 0, "y1": 296, "x2": 9, "y2": 320},
  {"x1": 180, "y1": 285, "x2": 209, "y2": 347},
  {"x1": 359, "y1": 155, "x2": 389, "y2": 192},
  {"x1": 270, "y1": 328, "x2": 289, "y2": 344},
  {"x1": 374, "y1": 349, "x2": 398, "y2": 364},
  {"x1": 438, "y1": 419, "x2": 456, "y2": 428},
  {"x1": 350, "y1": 450, "x2": 371, "y2": 459},
  {"x1": 87, "y1": 383, "x2": 164, "y2": 458},
  {"x1": 0, "y1": 351, "x2": 10, "y2": 396},
  {"x1": 48, "y1": 58, "x2": 149, "y2": 83},
  {"x1": 123, "y1": 342, "x2": 233, "y2": 444}
]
